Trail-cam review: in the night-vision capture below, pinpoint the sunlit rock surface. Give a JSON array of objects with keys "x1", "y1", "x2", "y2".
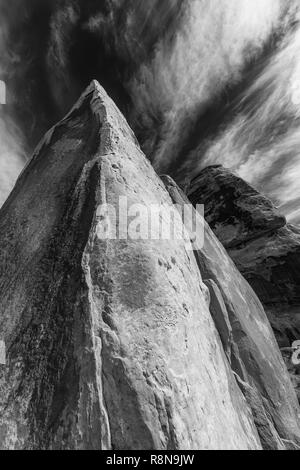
[
  {"x1": 188, "y1": 165, "x2": 300, "y2": 402},
  {"x1": 0, "y1": 82, "x2": 265, "y2": 450}
]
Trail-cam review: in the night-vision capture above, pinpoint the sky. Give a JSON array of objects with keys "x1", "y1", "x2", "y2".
[{"x1": 1, "y1": 0, "x2": 300, "y2": 222}]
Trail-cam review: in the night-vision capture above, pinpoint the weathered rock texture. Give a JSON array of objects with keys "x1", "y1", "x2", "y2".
[
  {"x1": 188, "y1": 165, "x2": 287, "y2": 250},
  {"x1": 0, "y1": 82, "x2": 299, "y2": 450},
  {"x1": 0, "y1": 81, "x2": 265, "y2": 450},
  {"x1": 188, "y1": 165, "x2": 300, "y2": 401},
  {"x1": 164, "y1": 176, "x2": 300, "y2": 449}
]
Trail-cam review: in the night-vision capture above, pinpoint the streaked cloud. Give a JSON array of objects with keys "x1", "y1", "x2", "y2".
[
  {"x1": 0, "y1": 114, "x2": 25, "y2": 206},
  {"x1": 0, "y1": 0, "x2": 300, "y2": 224}
]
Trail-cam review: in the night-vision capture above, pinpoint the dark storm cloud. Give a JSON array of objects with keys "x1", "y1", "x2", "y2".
[
  {"x1": 1, "y1": 0, "x2": 300, "y2": 223},
  {"x1": 0, "y1": 0, "x2": 185, "y2": 204}
]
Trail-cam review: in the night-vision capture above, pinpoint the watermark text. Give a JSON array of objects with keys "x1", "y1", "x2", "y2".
[
  {"x1": 95, "y1": 198, "x2": 204, "y2": 250},
  {"x1": 0, "y1": 80, "x2": 6, "y2": 105}
]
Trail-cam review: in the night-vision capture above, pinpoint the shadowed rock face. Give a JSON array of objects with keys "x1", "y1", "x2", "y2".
[
  {"x1": 188, "y1": 166, "x2": 300, "y2": 401},
  {"x1": 163, "y1": 176, "x2": 300, "y2": 450},
  {"x1": 188, "y1": 166, "x2": 287, "y2": 249},
  {"x1": 0, "y1": 81, "x2": 264, "y2": 450}
]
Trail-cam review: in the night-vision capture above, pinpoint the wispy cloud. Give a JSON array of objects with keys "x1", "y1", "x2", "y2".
[
  {"x1": 0, "y1": 1, "x2": 26, "y2": 206},
  {"x1": 0, "y1": 0, "x2": 300, "y2": 223},
  {"x1": 129, "y1": 0, "x2": 286, "y2": 169},
  {"x1": 177, "y1": 5, "x2": 300, "y2": 221},
  {"x1": 0, "y1": 112, "x2": 25, "y2": 206}
]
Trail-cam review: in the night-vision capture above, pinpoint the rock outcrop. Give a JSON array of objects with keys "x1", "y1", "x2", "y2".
[
  {"x1": 0, "y1": 82, "x2": 299, "y2": 450},
  {"x1": 163, "y1": 176, "x2": 300, "y2": 450},
  {"x1": 188, "y1": 165, "x2": 300, "y2": 401},
  {"x1": 188, "y1": 165, "x2": 287, "y2": 250},
  {"x1": 0, "y1": 81, "x2": 263, "y2": 450}
]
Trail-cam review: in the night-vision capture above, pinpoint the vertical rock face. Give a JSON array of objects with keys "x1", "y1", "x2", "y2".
[
  {"x1": 0, "y1": 81, "x2": 264, "y2": 450},
  {"x1": 163, "y1": 177, "x2": 300, "y2": 449},
  {"x1": 188, "y1": 166, "x2": 300, "y2": 401}
]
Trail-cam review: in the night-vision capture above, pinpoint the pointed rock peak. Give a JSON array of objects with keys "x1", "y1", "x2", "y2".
[
  {"x1": 0, "y1": 80, "x2": 263, "y2": 451},
  {"x1": 61, "y1": 79, "x2": 118, "y2": 121},
  {"x1": 29, "y1": 80, "x2": 137, "y2": 164},
  {"x1": 63, "y1": 79, "x2": 139, "y2": 151},
  {"x1": 65, "y1": 79, "x2": 117, "y2": 122},
  {"x1": 0, "y1": 80, "x2": 300, "y2": 450},
  {"x1": 3, "y1": 81, "x2": 140, "y2": 209}
]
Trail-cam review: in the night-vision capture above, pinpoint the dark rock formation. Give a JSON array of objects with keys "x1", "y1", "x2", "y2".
[
  {"x1": 229, "y1": 226, "x2": 300, "y2": 343},
  {"x1": 0, "y1": 81, "x2": 264, "y2": 450},
  {"x1": 163, "y1": 176, "x2": 300, "y2": 449},
  {"x1": 188, "y1": 165, "x2": 286, "y2": 250},
  {"x1": 188, "y1": 165, "x2": 300, "y2": 401}
]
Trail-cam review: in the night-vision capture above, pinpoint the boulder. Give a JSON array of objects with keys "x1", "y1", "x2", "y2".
[
  {"x1": 0, "y1": 82, "x2": 261, "y2": 450},
  {"x1": 188, "y1": 165, "x2": 286, "y2": 250}
]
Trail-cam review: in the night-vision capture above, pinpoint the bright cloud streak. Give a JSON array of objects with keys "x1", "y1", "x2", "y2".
[
  {"x1": 129, "y1": 0, "x2": 286, "y2": 169},
  {"x1": 0, "y1": 114, "x2": 25, "y2": 206},
  {"x1": 172, "y1": 1, "x2": 300, "y2": 222}
]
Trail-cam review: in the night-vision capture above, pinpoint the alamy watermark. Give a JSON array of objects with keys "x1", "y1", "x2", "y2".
[
  {"x1": 0, "y1": 340, "x2": 6, "y2": 365},
  {"x1": 291, "y1": 340, "x2": 300, "y2": 366},
  {"x1": 0, "y1": 80, "x2": 6, "y2": 105},
  {"x1": 95, "y1": 197, "x2": 204, "y2": 250},
  {"x1": 281, "y1": 340, "x2": 300, "y2": 366}
]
